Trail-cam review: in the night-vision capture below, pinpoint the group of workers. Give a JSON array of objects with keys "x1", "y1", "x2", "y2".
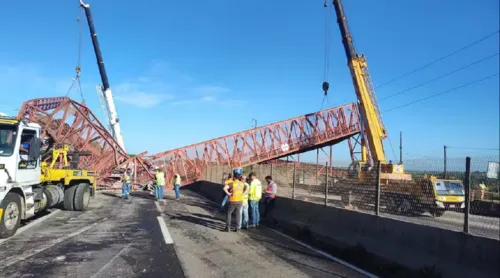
[
  {"x1": 121, "y1": 166, "x2": 278, "y2": 232},
  {"x1": 121, "y1": 167, "x2": 182, "y2": 201},
  {"x1": 222, "y1": 168, "x2": 277, "y2": 232},
  {"x1": 152, "y1": 167, "x2": 182, "y2": 201}
]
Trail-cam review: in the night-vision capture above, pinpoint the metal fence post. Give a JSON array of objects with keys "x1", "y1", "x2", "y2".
[
  {"x1": 292, "y1": 163, "x2": 296, "y2": 199},
  {"x1": 325, "y1": 162, "x2": 329, "y2": 206},
  {"x1": 375, "y1": 160, "x2": 381, "y2": 216},
  {"x1": 464, "y1": 157, "x2": 471, "y2": 234}
]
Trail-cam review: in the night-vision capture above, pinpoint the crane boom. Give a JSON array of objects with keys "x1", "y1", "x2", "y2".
[
  {"x1": 79, "y1": 0, "x2": 126, "y2": 151},
  {"x1": 332, "y1": 0, "x2": 387, "y2": 165}
]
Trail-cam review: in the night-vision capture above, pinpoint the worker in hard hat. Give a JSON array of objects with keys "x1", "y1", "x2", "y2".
[
  {"x1": 155, "y1": 168, "x2": 166, "y2": 201},
  {"x1": 121, "y1": 168, "x2": 131, "y2": 199},
  {"x1": 223, "y1": 168, "x2": 247, "y2": 232}
]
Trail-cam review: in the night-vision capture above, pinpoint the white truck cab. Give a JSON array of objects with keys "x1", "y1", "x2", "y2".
[{"x1": 0, "y1": 116, "x2": 42, "y2": 238}]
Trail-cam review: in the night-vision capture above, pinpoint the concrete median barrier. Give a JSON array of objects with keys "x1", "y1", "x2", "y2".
[{"x1": 187, "y1": 181, "x2": 499, "y2": 278}]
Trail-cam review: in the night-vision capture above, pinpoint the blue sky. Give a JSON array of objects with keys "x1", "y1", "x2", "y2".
[{"x1": 0, "y1": 0, "x2": 498, "y2": 166}]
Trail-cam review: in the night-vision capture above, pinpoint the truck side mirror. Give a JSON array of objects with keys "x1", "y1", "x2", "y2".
[{"x1": 28, "y1": 137, "x2": 42, "y2": 159}]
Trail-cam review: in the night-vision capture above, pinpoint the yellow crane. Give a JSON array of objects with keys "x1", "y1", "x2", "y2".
[
  {"x1": 330, "y1": 0, "x2": 467, "y2": 217},
  {"x1": 331, "y1": 0, "x2": 411, "y2": 181}
]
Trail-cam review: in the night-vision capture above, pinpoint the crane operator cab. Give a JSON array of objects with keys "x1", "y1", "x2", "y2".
[{"x1": 348, "y1": 160, "x2": 410, "y2": 181}]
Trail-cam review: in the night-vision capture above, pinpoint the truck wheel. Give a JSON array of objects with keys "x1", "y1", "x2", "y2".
[
  {"x1": 74, "y1": 183, "x2": 91, "y2": 211},
  {"x1": 0, "y1": 193, "x2": 22, "y2": 239},
  {"x1": 44, "y1": 186, "x2": 60, "y2": 208},
  {"x1": 55, "y1": 184, "x2": 65, "y2": 205},
  {"x1": 431, "y1": 209, "x2": 445, "y2": 217},
  {"x1": 64, "y1": 185, "x2": 77, "y2": 211}
]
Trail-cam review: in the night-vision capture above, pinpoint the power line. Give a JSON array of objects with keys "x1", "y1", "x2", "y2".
[
  {"x1": 379, "y1": 52, "x2": 499, "y2": 101},
  {"x1": 376, "y1": 30, "x2": 500, "y2": 88},
  {"x1": 383, "y1": 73, "x2": 499, "y2": 113},
  {"x1": 447, "y1": 147, "x2": 500, "y2": 151}
]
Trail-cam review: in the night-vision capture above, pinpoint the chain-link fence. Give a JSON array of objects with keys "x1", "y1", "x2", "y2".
[{"x1": 202, "y1": 155, "x2": 499, "y2": 240}]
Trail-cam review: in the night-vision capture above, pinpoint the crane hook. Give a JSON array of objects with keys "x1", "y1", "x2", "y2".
[{"x1": 322, "y1": 81, "x2": 329, "y2": 96}]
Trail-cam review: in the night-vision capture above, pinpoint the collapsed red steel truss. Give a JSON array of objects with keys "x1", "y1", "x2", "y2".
[
  {"x1": 151, "y1": 103, "x2": 362, "y2": 185},
  {"x1": 18, "y1": 97, "x2": 153, "y2": 185}
]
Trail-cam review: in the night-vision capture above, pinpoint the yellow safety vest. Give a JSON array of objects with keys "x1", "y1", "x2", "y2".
[
  {"x1": 174, "y1": 175, "x2": 181, "y2": 185},
  {"x1": 124, "y1": 173, "x2": 131, "y2": 182},
  {"x1": 156, "y1": 172, "x2": 165, "y2": 186},
  {"x1": 249, "y1": 179, "x2": 262, "y2": 201},
  {"x1": 229, "y1": 181, "x2": 245, "y2": 202},
  {"x1": 243, "y1": 183, "x2": 249, "y2": 204}
]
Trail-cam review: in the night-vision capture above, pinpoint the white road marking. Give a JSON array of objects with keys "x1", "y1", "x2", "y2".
[
  {"x1": 0, "y1": 217, "x2": 107, "y2": 270},
  {"x1": 188, "y1": 190, "x2": 378, "y2": 277},
  {"x1": 155, "y1": 201, "x2": 162, "y2": 213},
  {"x1": 90, "y1": 243, "x2": 131, "y2": 278},
  {"x1": 0, "y1": 209, "x2": 63, "y2": 246},
  {"x1": 157, "y1": 216, "x2": 173, "y2": 244}
]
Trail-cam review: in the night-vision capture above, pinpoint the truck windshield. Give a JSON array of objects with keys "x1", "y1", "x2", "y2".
[
  {"x1": 433, "y1": 180, "x2": 465, "y2": 196},
  {"x1": 0, "y1": 124, "x2": 17, "y2": 157}
]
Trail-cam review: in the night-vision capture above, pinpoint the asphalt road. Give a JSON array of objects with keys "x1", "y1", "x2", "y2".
[
  {"x1": 0, "y1": 190, "x2": 374, "y2": 278},
  {"x1": 0, "y1": 192, "x2": 184, "y2": 278},
  {"x1": 159, "y1": 190, "x2": 372, "y2": 278},
  {"x1": 286, "y1": 189, "x2": 500, "y2": 240}
]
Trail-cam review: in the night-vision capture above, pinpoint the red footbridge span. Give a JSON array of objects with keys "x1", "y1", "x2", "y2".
[{"x1": 18, "y1": 97, "x2": 362, "y2": 187}]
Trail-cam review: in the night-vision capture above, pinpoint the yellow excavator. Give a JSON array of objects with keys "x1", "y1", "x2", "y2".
[{"x1": 331, "y1": 0, "x2": 465, "y2": 216}]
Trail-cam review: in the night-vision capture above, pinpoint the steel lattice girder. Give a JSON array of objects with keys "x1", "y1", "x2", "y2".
[
  {"x1": 17, "y1": 96, "x2": 152, "y2": 185},
  {"x1": 152, "y1": 102, "x2": 361, "y2": 185}
]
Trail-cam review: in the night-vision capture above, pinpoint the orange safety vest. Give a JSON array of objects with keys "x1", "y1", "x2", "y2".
[
  {"x1": 229, "y1": 181, "x2": 245, "y2": 202},
  {"x1": 266, "y1": 182, "x2": 276, "y2": 199}
]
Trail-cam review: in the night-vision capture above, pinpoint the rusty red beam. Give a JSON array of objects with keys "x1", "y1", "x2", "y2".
[
  {"x1": 151, "y1": 103, "x2": 361, "y2": 186},
  {"x1": 17, "y1": 96, "x2": 152, "y2": 186}
]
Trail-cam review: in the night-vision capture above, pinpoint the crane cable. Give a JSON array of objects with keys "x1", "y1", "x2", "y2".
[
  {"x1": 321, "y1": 0, "x2": 332, "y2": 109},
  {"x1": 65, "y1": 6, "x2": 85, "y2": 102}
]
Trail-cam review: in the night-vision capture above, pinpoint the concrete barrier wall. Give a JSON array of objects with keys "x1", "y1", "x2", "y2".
[{"x1": 187, "y1": 181, "x2": 500, "y2": 278}]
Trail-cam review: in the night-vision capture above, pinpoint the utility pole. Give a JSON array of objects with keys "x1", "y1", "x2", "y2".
[
  {"x1": 399, "y1": 131, "x2": 403, "y2": 164},
  {"x1": 444, "y1": 145, "x2": 447, "y2": 179}
]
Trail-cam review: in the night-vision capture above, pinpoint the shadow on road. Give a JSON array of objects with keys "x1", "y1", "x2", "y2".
[{"x1": 168, "y1": 213, "x2": 227, "y2": 231}]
